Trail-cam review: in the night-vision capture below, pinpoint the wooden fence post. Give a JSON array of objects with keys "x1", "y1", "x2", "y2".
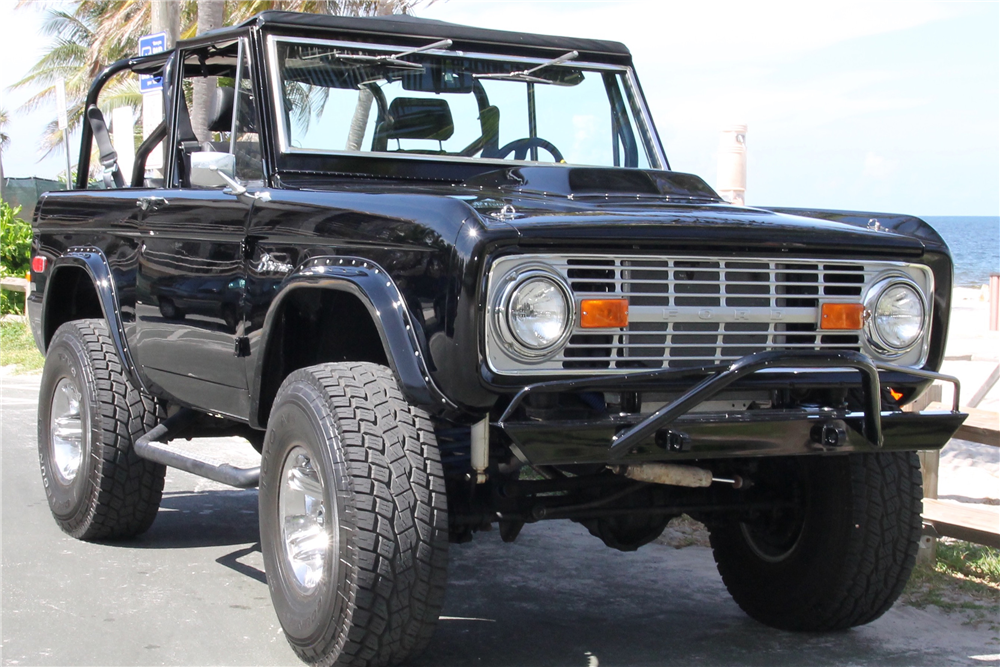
[{"x1": 907, "y1": 384, "x2": 943, "y2": 565}]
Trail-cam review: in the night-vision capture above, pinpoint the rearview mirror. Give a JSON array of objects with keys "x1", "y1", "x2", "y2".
[{"x1": 189, "y1": 151, "x2": 236, "y2": 188}]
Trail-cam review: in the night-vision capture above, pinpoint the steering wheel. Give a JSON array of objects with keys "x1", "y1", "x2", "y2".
[{"x1": 492, "y1": 137, "x2": 565, "y2": 163}]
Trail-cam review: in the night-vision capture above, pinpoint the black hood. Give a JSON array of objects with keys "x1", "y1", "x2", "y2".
[{"x1": 454, "y1": 166, "x2": 930, "y2": 256}]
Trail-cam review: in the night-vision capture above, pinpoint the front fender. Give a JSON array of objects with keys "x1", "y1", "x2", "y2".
[
  {"x1": 248, "y1": 256, "x2": 460, "y2": 429},
  {"x1": 43, "y1": 247, "x2": 146, "y2": 392},
  {"x1": 762, "y1": 207, "x2": 953, "y2": 373}
]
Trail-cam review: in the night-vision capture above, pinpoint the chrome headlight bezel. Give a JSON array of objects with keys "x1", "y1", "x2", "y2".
[
  {"x1": 492, "y1": 266, "x2": 575, "y2": 361},
  {"x1": 863, "y1": 275, "x2": 927, "y2": 358}
]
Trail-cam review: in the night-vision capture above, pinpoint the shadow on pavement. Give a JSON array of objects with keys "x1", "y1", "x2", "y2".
[
  {"x1": 111, "y1": 489, "x2": 261, "y2": 550},
  {"x1": 407, "y1": 523, "x2": 967, "y2": 667},
  {"x1": 217, "y1": 542, "x2": 267, "y2": 584}
]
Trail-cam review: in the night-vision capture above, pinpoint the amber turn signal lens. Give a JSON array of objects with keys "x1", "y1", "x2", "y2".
[
  {"x1": 820, "y1": 303, "x2": 864, "y2": 330},
  {"x1": 580, "y1": 299, "x2": 629, "y2": 328},
  {"x1": 889, "y1": 388, "x2": 904, "y2": 401}
]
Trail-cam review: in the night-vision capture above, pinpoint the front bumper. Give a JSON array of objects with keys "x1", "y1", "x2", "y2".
[{"x1": 496, "y1": 350, "x2": 966, "y2": 466}]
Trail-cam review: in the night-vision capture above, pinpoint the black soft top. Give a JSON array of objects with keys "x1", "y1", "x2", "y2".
[{"x1": 239, "y1": 11, "x2": 632, "y2": 64}]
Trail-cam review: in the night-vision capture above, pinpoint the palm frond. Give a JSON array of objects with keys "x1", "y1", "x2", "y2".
[
  {"x1": 0, "y1": 107, "x2": 10, "y2": 152},
  {"x1": 98, "y1": 78, "x2": 142, "y2": 114}
]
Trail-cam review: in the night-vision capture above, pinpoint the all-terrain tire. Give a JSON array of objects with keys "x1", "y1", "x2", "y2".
[
  {"x1": 708, "y1": 452, "x2": 922, "y2": 631},
  {"x1": 259, "y1": 362, "x2": 449, "y2": 667},
  {"x1": 37, "y1": 319, "x2": 165, "y2": 540}
]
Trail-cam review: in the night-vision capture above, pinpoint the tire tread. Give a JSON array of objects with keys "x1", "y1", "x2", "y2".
[
  {"x1": 710, "y1": 452, "x2": 922, "y2": 631},
  {"x1": 272, "y1": 362, "x2": 447, "y2": 667},
  {"x1": 42, "y1": 319, "x2": 164, "y2": 540}
]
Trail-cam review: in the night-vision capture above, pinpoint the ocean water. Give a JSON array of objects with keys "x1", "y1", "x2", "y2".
[{"x1": 923, "y1": 216, "x2": 999, "y2": 287}]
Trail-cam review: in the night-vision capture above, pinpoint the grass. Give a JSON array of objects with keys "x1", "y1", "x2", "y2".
[
  {"x1": 904, "y1": 539, "x2": 1000, "y2": 628},
  {"x1": 937, "y1": 540, "x2": 1000, "y2": 585},
  {"x1": 0, "y1": 318, "x2": 44, "y2": 374}
]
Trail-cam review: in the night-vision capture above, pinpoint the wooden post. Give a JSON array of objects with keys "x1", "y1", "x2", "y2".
[
  {"x1": 990, "y1": 273, "x2": 999, "y2": 332},
  {"x1": 907, "y1": 383, "x2": 942, "y2": 502},
  {"x1": 909, "y1": 384, "x2": 942, "y2": 565}
]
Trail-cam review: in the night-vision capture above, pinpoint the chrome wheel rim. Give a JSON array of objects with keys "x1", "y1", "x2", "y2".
[
  {"x1": 278, "y1": 446, "x2": 334, "y2": 593},
  {"x1": 49, "y1": 377, "x2": 86, "y2": 484}
]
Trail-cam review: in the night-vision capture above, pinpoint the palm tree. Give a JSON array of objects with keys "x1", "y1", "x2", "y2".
[
  {"x1": 11, "y1": 0, "x2": 431, "y2": 167},
  {"x1": 8, "y1": 2, "x2": 147, "y2": 161},
  {"x1": 191, "y1": 0, "x2": 226, "y2": 143}
]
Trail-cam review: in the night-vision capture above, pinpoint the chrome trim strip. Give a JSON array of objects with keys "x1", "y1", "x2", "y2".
[
  {"x1": 229, "y1": 38, "x2": 244, "y2": 155},
  {"x1": 624, "y1": 68, "x2": 667, "y2": 169}
]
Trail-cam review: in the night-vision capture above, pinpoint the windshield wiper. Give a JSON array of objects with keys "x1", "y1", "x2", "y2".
[
  {"x1": 474, "y1": 50, "x2": 579, "y2": 83},
  {"x1": 305, "y1": 38, "x2": 453, "y2": 71}
]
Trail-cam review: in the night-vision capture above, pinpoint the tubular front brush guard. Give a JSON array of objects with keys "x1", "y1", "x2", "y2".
[{"x1": 496, "y1": 350, "x2": 961, "y2": 459}]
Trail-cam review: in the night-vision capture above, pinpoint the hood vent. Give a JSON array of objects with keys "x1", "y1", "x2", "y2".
[{"x1": 464, "y1": 166, "x2": 723, "y2": 203}]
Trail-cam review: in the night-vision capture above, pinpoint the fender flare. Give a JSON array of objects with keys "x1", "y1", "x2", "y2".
[
  {"x1": 43, "y1": 247, "x2": 147, "y2": 393},
  {"x1": 249, "y1": 256, "x2": 459, "y2": 429}
]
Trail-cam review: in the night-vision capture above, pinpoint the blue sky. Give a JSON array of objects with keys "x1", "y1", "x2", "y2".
[{"x1": 1, "y1": 0, "x2": 997, "y2": 216}]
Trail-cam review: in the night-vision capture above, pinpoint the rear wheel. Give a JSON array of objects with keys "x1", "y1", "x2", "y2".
[
  {"x1": 37, "y1": 319, "x2": 165, "y2": 540},
  {"x1": 708, "y1": 452, "x2": 922, "y2": 631},
  {"x1": 259, "y1": 362, "x2": 448, "y2": 667}
]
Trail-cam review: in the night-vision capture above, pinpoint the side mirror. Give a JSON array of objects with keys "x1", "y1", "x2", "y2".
[{"x1": 189, "y1": 151, "x2": 237, "y2": 188}]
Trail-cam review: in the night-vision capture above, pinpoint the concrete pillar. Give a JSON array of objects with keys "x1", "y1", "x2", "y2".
[
  {"x1": 717, "y1": 124, "x2": 747, "y2": 206},
  {"x1": 111, "y1": 106, "x2": 135, "y2": 184}
]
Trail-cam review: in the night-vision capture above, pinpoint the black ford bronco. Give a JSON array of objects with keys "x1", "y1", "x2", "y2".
[{"x1": 29, "y1": 11, "x2": 966, "y2": 667}]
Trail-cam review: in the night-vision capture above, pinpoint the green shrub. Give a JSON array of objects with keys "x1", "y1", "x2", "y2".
[{"x1": 0, "y1": 198, "x2": 31, "y2": 315}]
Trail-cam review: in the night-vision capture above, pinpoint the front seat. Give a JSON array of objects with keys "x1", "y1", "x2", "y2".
[{"x1": 372, "y1": 97, "x2": 454, "y2": 153}]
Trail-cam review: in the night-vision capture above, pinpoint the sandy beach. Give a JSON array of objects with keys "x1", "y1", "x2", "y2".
[{"x1": 936, "y1": 286, "x2": 1000, "y2": 507}]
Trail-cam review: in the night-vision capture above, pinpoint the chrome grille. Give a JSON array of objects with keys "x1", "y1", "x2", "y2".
[
  {"x1": 560, "y1": 257, "x2": 867, "y2": 370},
  {"x1": 485, "y1": 254, "x2": 933, "y2": 375}
]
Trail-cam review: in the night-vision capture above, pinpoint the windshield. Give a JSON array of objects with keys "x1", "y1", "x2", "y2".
[{"x1": 271, "y1": 38, "x2": 659, "y2": 169}]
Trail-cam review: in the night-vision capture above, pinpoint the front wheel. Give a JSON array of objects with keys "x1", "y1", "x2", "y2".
[
  {"x1": 708, "y1": 452, "x2": 922, "y2": 631},
  {"x1": 259, "y1": 362, "x2": 449, "y2": 667}
]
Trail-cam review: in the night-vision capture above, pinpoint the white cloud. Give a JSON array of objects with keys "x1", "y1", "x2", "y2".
[{"x1": 862, "y1": 151, "x2": 898, "y2": 180}]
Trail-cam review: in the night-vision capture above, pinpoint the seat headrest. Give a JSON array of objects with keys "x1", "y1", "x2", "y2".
[
  {"x1": 385, "y1": 97, "x2": 453, "y2": 141},
  {"x1": 208, "y1": 86, "x2": 236, "y2": 133}
]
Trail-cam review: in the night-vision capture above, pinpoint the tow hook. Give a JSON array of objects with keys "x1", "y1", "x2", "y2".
[
  {"x1": 655, "y1": 429, "x2": 691, "y2": 452},
  {"x1": 812, "y1": 419, "x2": 849, "y2": 448}
]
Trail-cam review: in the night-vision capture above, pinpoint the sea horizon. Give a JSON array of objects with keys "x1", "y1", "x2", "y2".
[{"x1": 922, "y1": 216, "x2": 999, "y2": 287}]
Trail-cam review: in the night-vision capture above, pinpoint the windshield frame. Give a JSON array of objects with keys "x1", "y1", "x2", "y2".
[{"x1": 264, "y1": 34, "x2": 667, "y2": 170}]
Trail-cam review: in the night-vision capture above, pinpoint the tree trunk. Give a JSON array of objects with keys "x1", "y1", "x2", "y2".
[
  {"x1": 343, "y1": 1, "x2": 397, "y2": 150},
  {"x1": 345, "y1": 88, "x2": 374, "y2": 151},
  {"x1": 0, "y1": 152, "x2": 6, "y2": 202},
  {"x1": 191, "y1": 0, "x2": 226, "y2": 144},
  {"x1": 151, "y1": 1, "x2": 181, "y2": 47}
]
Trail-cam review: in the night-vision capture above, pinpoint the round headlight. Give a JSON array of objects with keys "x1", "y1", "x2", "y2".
[
  {"x1": 870, "y1": 280, "x2": 924, "y2": 352},
  {"x1": 506, "y1": 276, "x2": 570, "y2": 350}
]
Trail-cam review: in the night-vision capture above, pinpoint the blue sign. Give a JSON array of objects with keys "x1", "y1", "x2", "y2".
[{"x1": 138, "y1": 32, "x2": 168, "y2": 93}]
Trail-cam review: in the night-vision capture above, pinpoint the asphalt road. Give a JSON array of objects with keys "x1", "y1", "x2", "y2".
[{"x1": 3, "y1": 374, "x2": 997, "y2": 667}]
